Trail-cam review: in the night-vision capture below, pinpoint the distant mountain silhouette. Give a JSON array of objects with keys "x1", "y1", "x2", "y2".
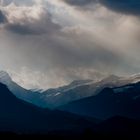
[
  {"x1": 40, "y1": 74, "x2": 140, "y2": 108},
  {"x1": 0, "y1": 82, "x2": 95, "y2": 134},
  {"x1": 1, "y1": 71, "x2": 140, "y2": 109},
  {"x1": 59, "y1": 82, "x2": 140, "y2": 120}
]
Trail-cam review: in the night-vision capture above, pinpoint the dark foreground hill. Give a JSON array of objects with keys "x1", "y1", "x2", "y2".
[
  {"x1": 0, "y1": 116, "x2": 140, "y2": 140},
  {"x1": 0, "y1": 82, "x2": 94, "y2": 134}
]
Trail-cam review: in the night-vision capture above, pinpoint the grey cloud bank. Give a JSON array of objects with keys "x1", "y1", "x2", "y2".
[{"x1": 0, "y1": 0, "x2": 140, "y2": 89}]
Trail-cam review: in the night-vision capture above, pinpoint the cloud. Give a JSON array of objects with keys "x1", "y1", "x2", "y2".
[
  {"x1": 62, "y1": 0, "x2": 95, "y2": 6},
  {"x1": 0, "y1": 10, "x2": 7, "y2": 23},
  {"x1": 9, "y1": 67, "x2": 105, "y2": 89},
  {"x1": 1, "y1": 0, "x2": 35, "y2": 6},
  {"x1": 63, "y1": 0, "x2": 140, "y2": 15},
  {"x1": 0, "y1": 0, "x2": 140, "y2": 89},
  {"x1": 0, "y1": 1, "x2": 61, "y2": 35},
  {"x1": 99, "y1": 0, "x2": 140, "y2": 15}
]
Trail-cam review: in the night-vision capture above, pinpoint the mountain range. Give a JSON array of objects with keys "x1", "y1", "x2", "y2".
[
  {"x1": 41, "y1": 74, "x2": 140, "y2": 108},
  {"x1": 59, "y1": 82, "x2": 140, "y2": 120},
  {"x1": 0, "y1": 71, "x2": 140, "y2": 138},
  {"x1": 0, "y1": 82, "x2": 94, "y2": 134},
  {"x1": 1, "y1": 71, "x2": 140, "y2": 108}
]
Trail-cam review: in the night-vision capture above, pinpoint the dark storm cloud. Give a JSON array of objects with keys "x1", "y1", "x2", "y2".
[
  {"x1": 63, "y1": 0, "x2": 140, "y2": 15},
  {"x1": 62, "y1": 0, "x2": 96, "y2": 6},
  {"x1": 6, "y1": 24, "x2": 41, "y2": 35},
  {"x1": 0, "y1": 10, "x2": 7, "y2": 24},
  {"x1": 5, "y1": 16, "x2": 61, "y2": 35},
  {"x1": 99, "y1": 0, "x2": 140, "y2": 15}
]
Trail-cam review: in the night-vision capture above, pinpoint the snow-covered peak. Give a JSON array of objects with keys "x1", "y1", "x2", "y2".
[
  {"x1": 127, "y1": 73, "x2": 140, "y2": 83},
  {"x1": 69, "y1": 79, "x2": 93, "y2": 87}
]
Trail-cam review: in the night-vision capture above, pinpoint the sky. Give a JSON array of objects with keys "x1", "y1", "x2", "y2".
[{"x1": 0, "y1": 0, "x2": 140, "y2": 89}]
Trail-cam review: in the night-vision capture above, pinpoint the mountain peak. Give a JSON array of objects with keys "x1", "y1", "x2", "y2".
[{"x1": 0, "y1": 71, "x2": 12, "y2": 83}]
